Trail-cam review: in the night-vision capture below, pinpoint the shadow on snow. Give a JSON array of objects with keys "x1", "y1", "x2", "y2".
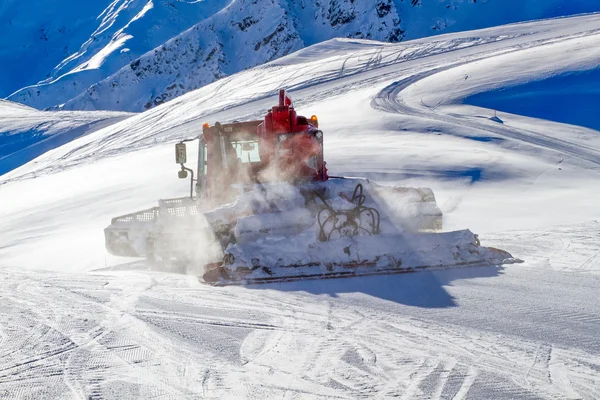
[
  {"x1": 243, "y1": 265, "x2": 505, "y2": 309},
  {"x1": 98, "y1": 261, "x2": 505, "y2": 309},
  {"x1": 340, "y1": 166, "x2": 510, "y2": 184}
]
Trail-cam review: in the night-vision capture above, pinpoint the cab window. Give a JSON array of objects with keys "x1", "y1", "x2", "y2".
[{"x1": 230, "y1": 140, "x2": 260, "y2": 163}]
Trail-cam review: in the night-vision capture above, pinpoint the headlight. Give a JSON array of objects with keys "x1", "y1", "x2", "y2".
[
  {"x1": 315, "y1": 131, "x2": 323, "y2": 140},
  {"x1": 278, "y1": 134, "x2": 289, "y2": 142}
]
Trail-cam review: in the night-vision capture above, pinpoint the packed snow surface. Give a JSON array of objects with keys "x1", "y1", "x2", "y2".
[{"x1": 1, "y1": 13, "x2": 600, "y2": 399}]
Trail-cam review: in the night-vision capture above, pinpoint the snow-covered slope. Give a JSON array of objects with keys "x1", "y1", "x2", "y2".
[
  {"x1": 465, "y1": 69, "x2": 600, "y2": 131},
  {"x1": 1, "y1": 13, "x2": 600, "y2": 399},
  {"x1": 0, "y1": 99, "x2": 130, "y2": 175},
  {"x1": 5, "y1": 0, "x2": 600, "y2": 112},
  {"x1": 1, "y1": 0, "x2": 230, "y2": 102}
]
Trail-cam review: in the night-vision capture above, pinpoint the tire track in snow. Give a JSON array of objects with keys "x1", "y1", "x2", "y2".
[
  {"x1": 525, "y1": 343, "x2": 553, "y2": 387},
  {"x1": 439, "y1": 364, "x2": 474, "y2": 400},
  {"x1": 427, "y1": 359, "x2": 457, "y2": 400},
  {"x1": 399, "y1": 359, "x2": 441, "y2": 399},
  {"x1": 2, "y1": 263, "x2": 600, "y2": 398},
  {"x1": 352, "y1": 308, "x2": 594, "y2": 399},
  {"x1": 578, "y1": 250, "x2": 600, "y2": 272},
  {"x1": 232, "y1": 265, "x2": 600, "y2": 399},
  {"x1": 0, "y1": 271, "x2": 204, "y2": 398}
]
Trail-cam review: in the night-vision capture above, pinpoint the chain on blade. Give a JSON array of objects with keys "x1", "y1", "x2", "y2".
[{"x1": 313, "y1": 183, "x2": 381, "y2": 242}]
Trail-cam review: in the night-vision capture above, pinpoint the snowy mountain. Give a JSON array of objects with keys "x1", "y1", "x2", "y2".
[
  {"x1": 1, "y1": 13, "x2": 600, "y2": 398},
  {"x1": 4, "y1": 0, "x2": 599, "y2": 112},
  {"x1": 1, "y1": 0, "x2": 230, "y2": 104}
]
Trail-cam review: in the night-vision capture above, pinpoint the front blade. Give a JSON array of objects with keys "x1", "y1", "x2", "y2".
[{"x1": 201, "y1": 230, "x2": 519, "y2": 286}]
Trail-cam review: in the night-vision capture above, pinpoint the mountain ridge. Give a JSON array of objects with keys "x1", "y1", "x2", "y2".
[{"x1": 3, "y1": 0, "x2": 599, "y2": 112}]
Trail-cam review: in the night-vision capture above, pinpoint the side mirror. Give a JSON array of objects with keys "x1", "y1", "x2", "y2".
[
  {"x1": 175, "y1": 143, "x2": 187, "y2": 164},
  {"x1": 178, "y1": 169, "x2": 188, "y2": 179}
]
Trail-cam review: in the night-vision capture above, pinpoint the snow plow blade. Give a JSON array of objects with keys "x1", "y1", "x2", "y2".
[{"x1": 201, "y1": 230, "x2": 518, "y2": 286}]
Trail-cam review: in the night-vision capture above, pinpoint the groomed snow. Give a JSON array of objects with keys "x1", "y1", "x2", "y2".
[{"x1": 1, "y1": 13, "x2": 600, "y2": 399}]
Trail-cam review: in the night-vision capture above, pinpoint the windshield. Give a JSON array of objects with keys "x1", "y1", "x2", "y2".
[{"x1": 230, "y1": 139, "x2": 260, "y2": 163}]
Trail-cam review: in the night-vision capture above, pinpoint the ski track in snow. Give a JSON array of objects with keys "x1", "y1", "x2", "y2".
[
  {"x1": 1, "y1": 224, "x2": 600, "y2": 399},
  {"x1": 2, "y1": 13, "x2": 600, "y2": 399}
]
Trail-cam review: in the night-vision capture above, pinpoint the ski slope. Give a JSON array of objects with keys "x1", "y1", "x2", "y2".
[
  {"x1": 0, "y1": 99, "x2": 131, "y2": 175},
  {"x1": 1, "y1": 13, "x2": 600, "y2": 399}
]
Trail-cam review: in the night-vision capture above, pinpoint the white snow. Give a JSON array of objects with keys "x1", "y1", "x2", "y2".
[
  {"x1": 222, "y1": 228, "x2": 513, "y2": 283},
  {"x1": 1, "y1": 0, "x2": 230, "y2": 104},
  {"x1": 4, "y1": 0, "x2": 599, "y2": 112},
  {"x1": 0, "y1": 99, "x2": 131, "y2": 175},
  {"x1": 1, "y1": 12, "x2": 600, "y2": 399}
]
